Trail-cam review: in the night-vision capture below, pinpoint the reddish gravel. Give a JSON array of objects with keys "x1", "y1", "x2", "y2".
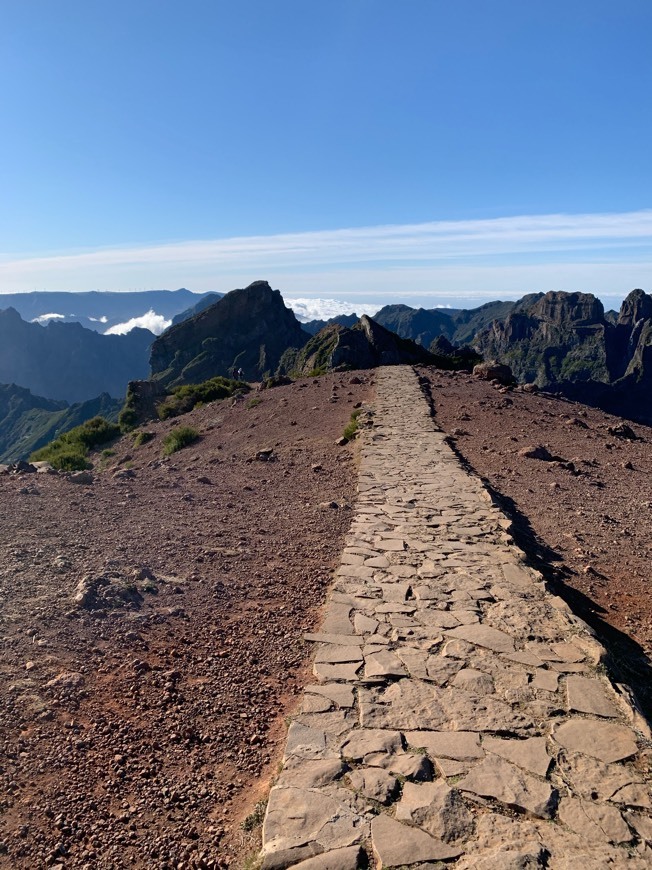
[
  {"x1": 421, "y1": 366, "x2": 652, "y2": 720},
  {"x1": 0, "y1": 372, "x2": 371, "y2": 869}
]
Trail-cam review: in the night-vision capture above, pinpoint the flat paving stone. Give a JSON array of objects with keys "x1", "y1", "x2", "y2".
[
  {"x1": 458, "y1": 756, "x2": 555, "y2": 819},
  {"x1": 339, "y1": 728, "x2": 403, "y2": 761},
  {"x1": 396, "y1": 780, "x2": 474, "y2": 842},
  {"x1": 446, "y1": 623, "x2": 516, "y2": 653},
  {"x1": 404, "y1": 730, "x2": 484, "y2": 760},
  {"x1": 482, "y1": 736, "x2": 550, "y2": 777},
  {"x1": 364, "y1": 650, "x2": 407, "y2": 679},
  {"x1": 553, "y1": 719, "x2": 639, "y2": 763},
  {"x1": 566, "y1": 675, "x2": 620, "y2": 718},
  {"x1": 558, "y1": 795, "x2": 631, "y2": 844},
  {"x1": 346, "y1": 767, "x2": 399, "y2": 804},
  {"x1": 313, "y1": 661, "x2": 362, "y2": 682},
  {"x1": 262, "y1": 788, "x2": 364, "y2": 861},
  {"x1": 260, "y1": 366, "x2": 650, "y2": 869},
  {"x1": 290, "y1": 846, "x2": 364, "y2": 870},
  {"x1": 370, "y1": 813, "x2": 463, "y2": 865}
]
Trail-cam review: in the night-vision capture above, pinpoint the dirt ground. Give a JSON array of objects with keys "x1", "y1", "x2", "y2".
[
  {"x1": 421, "y1": 366, "x2": 652, "y2": 722},
  {"x1": 3, "y1": 364, "x2": 652, "y2": 869},
  {"x1": 0, "y1": 372, "x2": 371, "y2": 869}
]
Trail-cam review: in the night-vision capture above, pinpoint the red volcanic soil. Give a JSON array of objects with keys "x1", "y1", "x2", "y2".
[{"x1": 0, "y1": 373, "x2": 371, "y2": 869}]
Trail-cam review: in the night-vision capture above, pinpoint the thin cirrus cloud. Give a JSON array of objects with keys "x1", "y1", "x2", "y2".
[{"x1": 0, "y1": 210, "x2": 651, "y2": 299}]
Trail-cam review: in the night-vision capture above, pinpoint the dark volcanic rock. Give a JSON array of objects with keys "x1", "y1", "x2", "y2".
[
  {"x1": 472, "y1": 288, "x2": 652, "y2": 425},
  {"x1": 301, "y1": 313, "x2": 359, "y2": 336},
  {"x1": 474, "y1": 291, "x2": 610, "y2": 386},
  {"x1": 149, "y1": 281, "x2": 309, "y2": 386},
  {"x1": 294, "y1": 315, "x2": 435, "y2": 374},
  {"x1": 373, "y1": 304, "x2": 454, "y2": 346}
]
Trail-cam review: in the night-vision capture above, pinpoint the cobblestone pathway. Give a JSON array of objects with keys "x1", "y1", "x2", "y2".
[{"x1": 259, "y1": 366, "x2": 652, "y2": 869}]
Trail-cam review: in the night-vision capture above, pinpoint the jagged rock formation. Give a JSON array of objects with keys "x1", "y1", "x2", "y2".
[
  {"x1": 0, "y1": 308, "x2": 153, "y2": 403},
  {"x1": 373, "y1": 304, "x2": 455, "y2": 346},
  {"x1": 0, "y1": 384, "x2": 121, "y2": 462},
  {"x1": 291, "y1": 315, "x2": 435, "y2": 375},
  {"x1": 149, "y1": 281, "x2": 309, "y2": 387},
  {"x1": 170, "y1": 292, "x2": 223, "y2": 327},
  {"x1": 473, "y1": 289, "x2": 652, "y2": 424},
  {"x1": 475, "y1": 292, "x2": 611, "y2": 385}
]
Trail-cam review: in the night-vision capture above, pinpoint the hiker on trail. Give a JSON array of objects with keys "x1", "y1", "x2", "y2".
[{"x1": 237, "y1": 367, "x2": 244, "y2": 380}]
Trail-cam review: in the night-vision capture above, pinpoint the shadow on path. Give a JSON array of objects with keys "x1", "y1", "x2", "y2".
[{"x1": 416, "y1": 369, "x2": 652, "y2": 726}]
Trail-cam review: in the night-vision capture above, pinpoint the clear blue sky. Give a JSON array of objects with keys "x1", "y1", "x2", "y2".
[{"x1": 1, "y1": 0, "x2": 651, "y2": 308}]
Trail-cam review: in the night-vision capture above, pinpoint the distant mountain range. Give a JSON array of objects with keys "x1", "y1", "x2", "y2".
[
  {"x1": 3, "y1": 282, "x2": 652, "y2": 460},
  {"x1": 0, "y1": 307, "x2": 154, "y2": 403},
  {"x1": 0, "y1": 288, "x2": 220, "y2": 332}
]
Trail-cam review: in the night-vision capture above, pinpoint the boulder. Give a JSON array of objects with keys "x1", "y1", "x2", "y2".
[{"x1": 473, "y1": 361, "x2": 514, "y2": 384}]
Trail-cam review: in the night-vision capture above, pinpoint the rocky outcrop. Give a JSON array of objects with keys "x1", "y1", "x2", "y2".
[
  {"x1": 475, "y1": 292, "x2": 611, "y2": 386},
  {"x1": 472, "y1": 288, "x2": 652, "y2": 424},
  {"x1": 292, "y1": 316, "x2": 435, "y2": 375},
  {"x1": 150, "y1": 281, "x2": 309, "y2": 387},
  {"x1": 373, "y1": 304, "x2": 455, "y2": 346}
]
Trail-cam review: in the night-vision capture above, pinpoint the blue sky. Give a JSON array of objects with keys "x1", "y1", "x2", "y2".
[{"x1": 1, "y1": 0, "x2": 651, "y2": 310}]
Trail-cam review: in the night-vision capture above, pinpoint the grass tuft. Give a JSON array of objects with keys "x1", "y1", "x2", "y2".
[
  {"x1": 162, "y1": 426, "x2": 199, "y2": 455},
  {"x1": 342, "y1": 408, "x2": 363, "y2": 442}
]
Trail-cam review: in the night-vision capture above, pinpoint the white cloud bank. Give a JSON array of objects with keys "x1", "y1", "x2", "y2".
[
  {"x1": 105, "y1": 309, "x2": 172, "y2": 335},
  {"x1": 286, "y1": 297, "x2": 381, "y2": 322},
  {"x1": 1, "y1": 209, "x2": 651, "y2": 305},
  {"x1": 31, "y1": 312, "x2": 66, "y2": 325}
]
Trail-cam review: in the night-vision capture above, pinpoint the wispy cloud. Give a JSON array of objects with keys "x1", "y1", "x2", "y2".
[{"x1": 1, "y1": 210, "x2": 651, "y2": 302}]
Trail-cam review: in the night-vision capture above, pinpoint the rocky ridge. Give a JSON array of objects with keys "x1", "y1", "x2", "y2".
[{"x1": 150, "y1": 281, "x2": 309, "y2": 387}]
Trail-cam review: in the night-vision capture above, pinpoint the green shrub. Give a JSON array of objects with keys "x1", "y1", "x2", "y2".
[
  {"x1": 162, "y1": 426, "x2": 199, "y2": 455},
  {"x1": 31, "y1": 416, "x2": 120, "y2": 470},
  {"x1": 157, "y1": 376, "x2": 249, "y2": 420},
  {"x1": 246, "y1": 396, "x2": 262, "y2": 409},
  {"x1": 118, "y1": 385, "x2": 139, "y2": 432},
  {"x1": 132, "y1": 430, "x2": 155, "y2": 447},
  {"x1": 342, "y1": 408, "x2": 362, "y2": 441}
]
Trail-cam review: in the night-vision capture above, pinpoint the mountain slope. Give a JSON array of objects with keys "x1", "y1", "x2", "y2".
[
  {"x1": 291, "y1": 315, "x2": 436, "y2": 375},
  {"x1": 373, "y1": 304, "x2": 455, "y2": 345},
  {"x1": 0, "y1": 384, "x2": 121, "y2": 462},
  {"x1": 150, "y1": 280, "x2": 309, "y2": 386}
]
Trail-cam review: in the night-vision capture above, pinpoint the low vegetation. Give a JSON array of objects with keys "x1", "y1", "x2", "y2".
[
  {"x1": 31, "y1": 416, "x2": 121, "y2": 471},
  {"x1": 132, "y1": 430, "x2": 155, "y2": 447},
  {"x1": 157, "y1": 376, "x2": 249, "y2": 420},
  {"x1": 342, "y1": 407, "x2": 363, "y2": 441},
  {"x1": 118, "y1": 384, "x2": 139, "y2": 432},
  {"x1": 162, "y1": 426, "x2": 199, "y2": 455}
]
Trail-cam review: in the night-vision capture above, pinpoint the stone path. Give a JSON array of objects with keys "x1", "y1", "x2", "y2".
[{"x1": 259, "y1": 366, "x2": 652, "y2": 869}]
